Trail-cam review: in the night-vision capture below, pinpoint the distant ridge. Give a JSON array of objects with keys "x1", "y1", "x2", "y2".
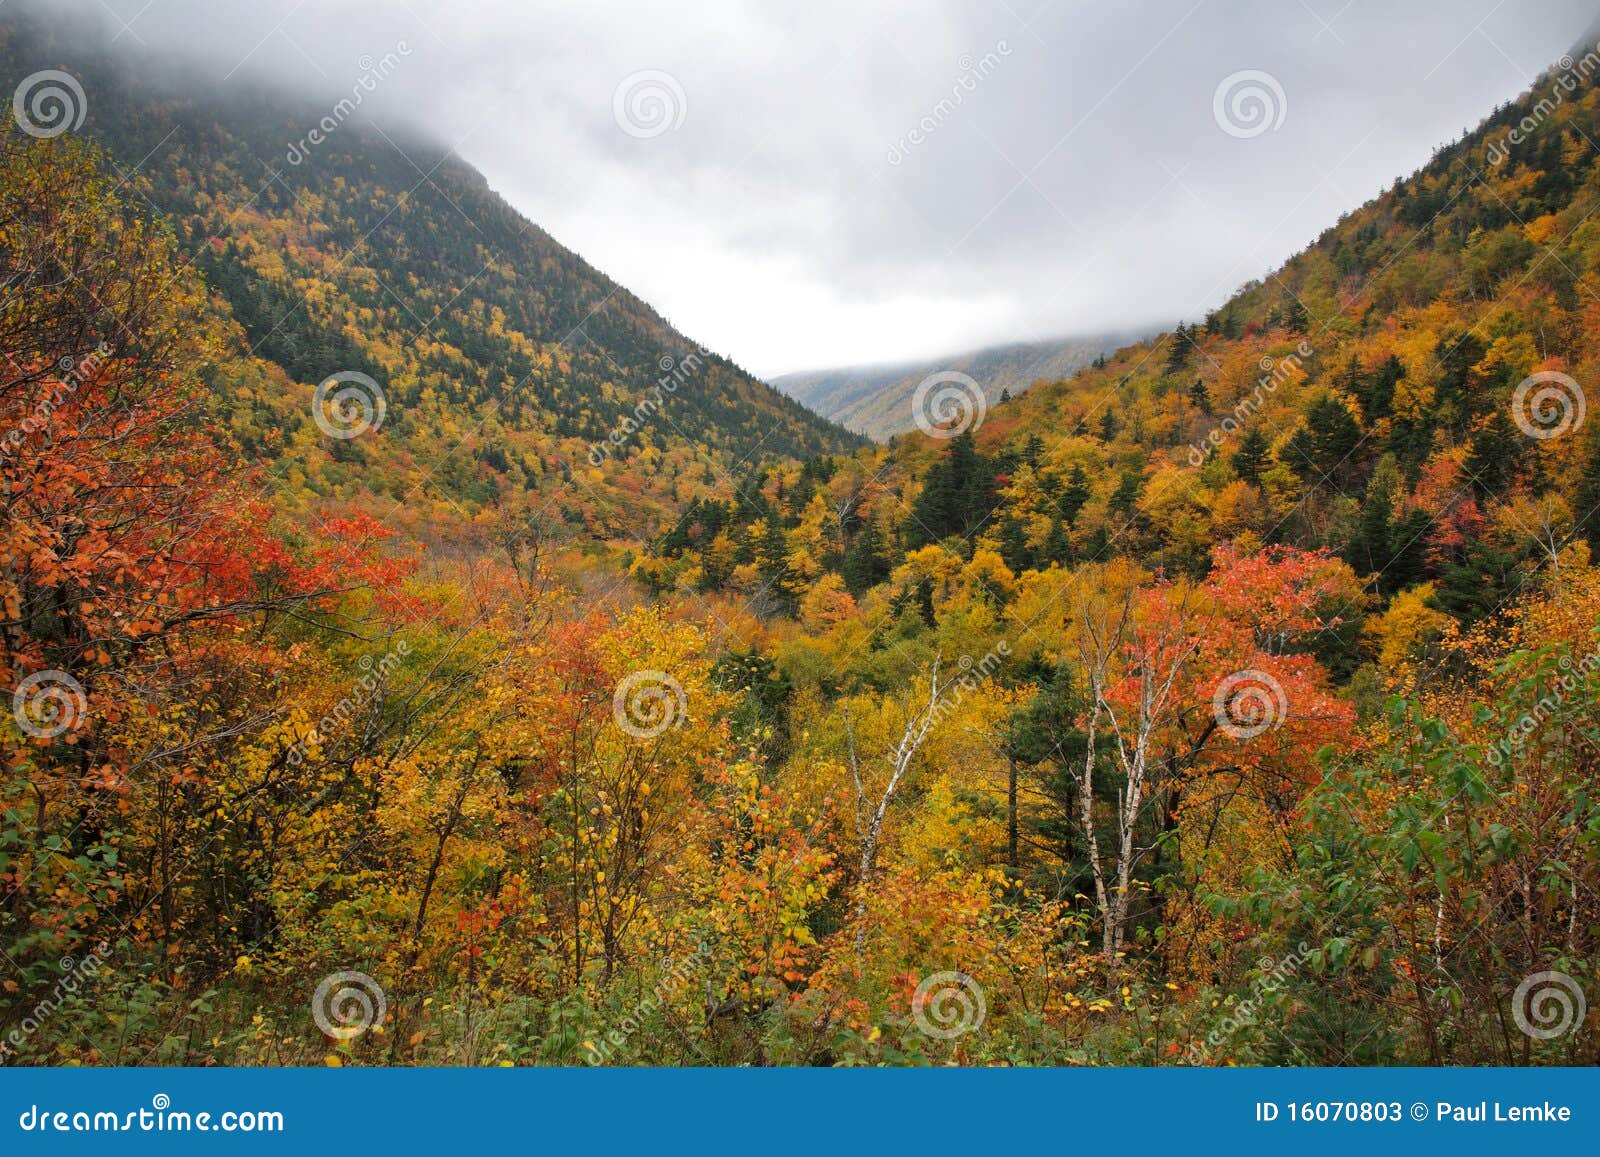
[{"x1": 771, "y1": 331, "x2": 1150, "y2": 441}]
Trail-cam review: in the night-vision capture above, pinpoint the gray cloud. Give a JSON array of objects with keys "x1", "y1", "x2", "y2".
[{"x1": 29, "y1": 0, "x2": 1600, "y2": 376}]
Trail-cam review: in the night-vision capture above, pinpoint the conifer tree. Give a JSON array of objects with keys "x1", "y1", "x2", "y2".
[
  {"x1": 1231, "y1": 426, "x2": 1271, "y2": 486},
  {"x1": 1057, "y1": 463, "x2": 1092, "y2": 524}
]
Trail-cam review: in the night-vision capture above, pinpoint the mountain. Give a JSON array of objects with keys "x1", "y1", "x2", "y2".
[
  {"x1": 0, "y1": 12, "x2": 863, "y2": 546},
  {"x1": 663, "y1": 35, "x2": 1600, "y2": 634},
  {"x1": 771, "y1": 333, "x2": 1144, "y2": 441},
  {"x1": 6, "y1": 6, "x2": 1599, "y2": 1073},
  {"x1": 879, "y1": 38, "x2": 1600, "y2": 619}
]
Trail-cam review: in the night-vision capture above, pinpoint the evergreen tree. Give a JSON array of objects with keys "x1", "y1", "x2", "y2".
[
  {"x1": 756, "y1": 518, "x2": 798, "y2": 615},
  {"x1": 1385, "y1": 507, "x2": 1434, "y2": 592},
  {"x1": 842, "y1": 518, "x2": 891, "y2": 594},
  {"x1": 1231, "y1": 426, "x2": 1271, "y2": 486},
  {"x1": 1463, "y1": 410, "x2": 1524, "y2": 499},
  {"x1": 1164, "y1": 323, "x2": 1192, "y2": 375},
  {"x1": 1043, "y1": 517, "x2": 1074, "y2": 566},
  {"x1": 1434, "y1": 540, "x2": 1513, "y2": 623},
  {"x1": 1023, "y1": 432, "x2": 1044, "y2": 467},
  {"x1": 949, "y1": 430, "x2": 996, "y2": 536},
  {"x1": 1057, "y1": 463, "x2": 1092, "y2": 524},
  {"x1": 1573, "y1": 432, "x2": 1600, "y2": 550},
  {"x1": 914, "y1": 575, "x2": 937, "y2": 628},
  {"x1": 1285, "y1": 396, "x2": 1362, "y2": 486},
  {"x1": 906, "y1": 430, "x2": 996, "y2": 545},
  {"x1": 1001, "y1": 663, "x2": 1094, "y2": 874},
  {"x1": 1333, "y1": 353, "x2": 1363, "y2": 401},
  {"x1": 1108, "y1": 470, "x2": 1143, "y2": 515},
  {"x1": 1283, "y1": 295, "x2": 1310, "y2": 333},
  {"x1": 907, "y1": 456, "x2": 956, "y2": 547},
  {"x1": 1432, "y1": 331, "x2": 1487, "y2": 434},
  {"x1": 998, "y1": 515, "x2": 1032, "y2": 574},
  {"x1": 1360, "y1": 353, "x2": 1402, "y2": 422},
  {"x1": 1347, "y1": 473, "x2": 1394, "y2": 583}
]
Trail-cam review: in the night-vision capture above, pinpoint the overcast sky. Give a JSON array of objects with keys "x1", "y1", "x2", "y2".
[{"x1": 31, "y1": 0, "x2": 1600, "y2": 377}]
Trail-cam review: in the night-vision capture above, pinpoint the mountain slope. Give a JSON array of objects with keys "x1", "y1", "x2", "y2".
[
  {"x1": 886, "y1": 41, "x2": 1600, "y2": 616},
  {"x1": 652, "y1": 38, "x2": 1600, "y2": 642},
  {"x1": 0, "y1": 13, "x2": 863, "y2": 543},
  {"x1": 772, "y1": 333, "x2": 1143, "y2": 441}
]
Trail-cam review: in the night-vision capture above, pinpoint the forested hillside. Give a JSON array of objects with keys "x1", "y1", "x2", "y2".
[
  {"x1": 661, "y1": 48, "x2": 1600, "y2": 643},
  {"x1": 773, "y1": 333, "x2": 1140, "y2": 441},
  {"x1": 0, "y1": 16, "x2": 860, "y2": 550},
  {"x1": 2, "y1": 9, "x2": 1596, "y2": 1070}
]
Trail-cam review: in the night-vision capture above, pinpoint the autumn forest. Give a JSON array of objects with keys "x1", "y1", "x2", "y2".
[{"x1": 2, "y1": 8, "x2": 1598, "y2": 1070}]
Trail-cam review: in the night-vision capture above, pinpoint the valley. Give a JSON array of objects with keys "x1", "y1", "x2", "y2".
[{"x1": 2, "y1": 5, "x2": 1597, "y2": 1070}]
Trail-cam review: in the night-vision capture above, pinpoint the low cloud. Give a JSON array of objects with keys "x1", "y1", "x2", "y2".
[{"x1": 28, "y1": 0, "x2": 1600, "y2": 376}]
